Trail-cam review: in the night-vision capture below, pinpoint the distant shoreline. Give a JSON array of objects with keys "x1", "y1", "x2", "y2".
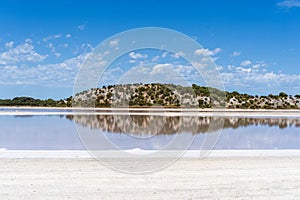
[
  {"x1": 1, "y1": 106, "x2": 300, "y2": 117},
  {"x1": 1, "y1": 106, "x2": 300, "y2": 111}
]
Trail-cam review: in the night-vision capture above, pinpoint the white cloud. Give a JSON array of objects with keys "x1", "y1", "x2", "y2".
[
  {"x1": 228, "y1": 65, "x2": 235, "y2": 71},
  {"x1": 46, "y1": 43, "x2": 63, "y2": 58},
  {"x1": 66, "y1": 34, "x2": 72, "y2": 38},
  {"x1": 240, "y1": 60, "x2": 252, "y2": 67},
  {"x1": 128, "y1": 52, "x2": 148, "y2": 59},
  {"x1": 252, "y1": 64, "x2": 260, "y2": 69},
  {"x1": 221, "y1": 60, "x2": 300, "y2": 94},
  {"x1": 236, "y1": 67, "x2": 252, "y2": 73},
  {"x1": 43, "y1": 34, "x2": 62, "y2": 42},
  {"x1": 161, "y1": 52, "x2": 168, "y2": 58},
  {"x1": 229, "y1": 60, "x2": 267, "y2": 71},
  {"x1": 47, "y1": 43, "x2": 56, "y2": 52},
  {"x1": 74, "y1": 43, "x2": 88, "y2": 55},
  {"x1": 277, "y1": 0, "x2": 300, "y2": 8},
  {"x1": 252, "y1": 62, "x2": 267, "y2": 69},
  {"x1": 5, "y1": 41, "x2": 14, "y2": 49},
  {"x1": 109, "y1": 39, "x2": 120, "y2": 50},
  {"x1": 227, "y1": 61, "x2": 267, "y2": 73},
  {"x1": 109, "y1": 39, "x2": 119, "y2": 48},
  {"x1": 118, "y1": 63, "x2": 193, "y2": 86},
  {"x1": 222, "y1": 70, "x2": 300, "y2": 94},
  {"x1": 0, "y1": 42, "x2": 47, "y2": 65},
  {"x1": 191, "y1": 61, "x2": 208, "y2": 69},
  {"x1": 80, "y1": 43, "x2": 93, "y2": 53},
  {"x1": 0, "y1": 53, "x2": 87, "y2": 86},
  {"x1": 54, "y1": 53, "x2": 61, "y2": 58},
  {"x1": 171, "y1": 51, "x2": 185, "y2": 59},
  {"x1": 194, "y1": 48, "x2": 221, "y2": 57},
  {"x1": 25, "y1": 38, "x2": 32, "y2": 43},
  {"x1": 232, "y1": 51, "x2": 241, "y2": 57},
  {"x1": 216, "y1": 65, "x2": 223, "y2": 71},
  {"x1": 150, "y1": 63, "x2": 173, "y2": 75},
  {"x1": 214, "y1": 48, "x2": 222, "y2": 53},
  {"x1": 151, "y1": 56, "x2": 159, "y2": 62}
]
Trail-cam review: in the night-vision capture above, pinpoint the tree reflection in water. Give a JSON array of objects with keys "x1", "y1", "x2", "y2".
[{"x1": 66, "y1": 115, "x2": 300, "y2": 136}]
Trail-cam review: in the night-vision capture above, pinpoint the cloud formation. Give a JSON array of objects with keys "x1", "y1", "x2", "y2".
[
  {"x1": 240, "y1": 60, "x2": 252, "y2": 67},
  {"x1": 0, "y1": 42, "x2": 47, "y2": 65},
  {"x1": 118, "y1": 63, "x2": 195, "y2": 86},
  {"x1": 1, "y1": 42, "x2": 299, "y2": 96},
  {"x1": 43, "y1": 34, "x2": 62, "y2": 42},
  {"x1": 129, "y1": 52, "x2": 148, "y2": 59},
  {"x1": 109, "y1": 39, "x2": 120, "y2": 50},
  {"x1": 277, "y1": 0, "x2": 300, "y2": 8},
  {"x1": 223, "y1": 60, "x2": 300, "y2": 94},
  {"x1": 232, "y1": 51, "x2": 241, "y2": 57},
  {"x1": 194, "y1": 48, "x2": 221, "y2": 57},
  {"x1": 0, "y1": 53, "x2": 86, "y2": 86},
  {"x1": 5, "y1": 41, "x2": 14, "y2": 49}
]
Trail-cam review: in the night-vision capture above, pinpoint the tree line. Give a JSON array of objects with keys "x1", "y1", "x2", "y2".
[{"x1": 1, "y1": 83, "x2": 300, "y2": 109}]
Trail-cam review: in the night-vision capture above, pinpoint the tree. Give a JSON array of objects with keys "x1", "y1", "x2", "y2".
[{"x1": 279, "y1": 92, "x2": 288, "y2": 98}]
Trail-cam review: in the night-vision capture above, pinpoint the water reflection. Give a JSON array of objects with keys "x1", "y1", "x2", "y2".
[
  {"x1": 1, "y1": 115, "x2": 299, "y2": 150},
  {"x1": 66, "y1": 115, "x2": 300, "y2": 135}
]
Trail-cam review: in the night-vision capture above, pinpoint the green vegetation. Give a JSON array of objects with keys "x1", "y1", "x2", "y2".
[
  {"x1": 279, "y1": 92, "x2": 288, "y2": 98},
  {"x1": 0, "y1": 97, "x2": 68, "y2": 107},
  {"x1": 0, "y1": 83, "x2": 299, "y2": 109}
]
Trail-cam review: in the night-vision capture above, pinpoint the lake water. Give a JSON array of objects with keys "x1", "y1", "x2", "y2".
[{"x1": 0, "y1": 109, "x2": 300, "y2": 150}]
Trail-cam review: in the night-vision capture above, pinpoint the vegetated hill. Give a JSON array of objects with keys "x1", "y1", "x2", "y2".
[
  {"x1": 72, "y1": 83, "x2": 225, "y2": 108},
  {"x1": 72, "y1": 83, "x2": 300, "y2": 109},
  {"x1": 1, "y1": 83, "x2": 300, "y2": 109}
]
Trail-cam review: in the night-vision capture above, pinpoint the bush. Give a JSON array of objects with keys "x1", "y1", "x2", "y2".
[{"x1": 279, "y1": 92, "x2": 288, "y2": 98}]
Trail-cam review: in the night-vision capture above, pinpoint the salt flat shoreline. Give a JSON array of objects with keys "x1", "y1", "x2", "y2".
[
  {"x1": 1, "y1": 106, "x2": 300, "y2": 117},
  {"x1": 1, "y1": 150, "x2": 300, "y2": 158},
  {"x1": 0, "y1": 156, "x2": 299, "y2": 199}
]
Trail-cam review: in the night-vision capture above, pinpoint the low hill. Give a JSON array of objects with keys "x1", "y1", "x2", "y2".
[
  {"x1": 1, "y1": 83, "x2": 300, "y2": 109},
  {"x1": 72, "y1": 83, "x2": 300, "y2": 109}
]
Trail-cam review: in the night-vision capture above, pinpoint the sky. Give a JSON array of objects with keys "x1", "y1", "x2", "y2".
[{"x1": 0, "y1": 0, "x2": 300, "y2": 99}]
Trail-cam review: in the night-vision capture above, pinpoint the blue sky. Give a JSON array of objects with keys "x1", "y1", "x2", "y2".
[{"x1": 0, "y1": 0, "x2": 300, "y2": 99}]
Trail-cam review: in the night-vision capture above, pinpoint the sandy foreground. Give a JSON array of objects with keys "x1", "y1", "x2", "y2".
[{"x1": 0, "y1": 155, "x2": 300, "y2": 199}]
